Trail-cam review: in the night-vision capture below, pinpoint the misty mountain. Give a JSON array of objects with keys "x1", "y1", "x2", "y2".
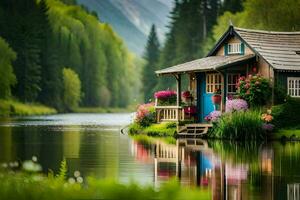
[{"x1": 77, "y1": 0, "x2": 173, "y2": 55}]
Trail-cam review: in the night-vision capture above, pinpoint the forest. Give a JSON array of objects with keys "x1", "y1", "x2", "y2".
[
  {"x1": 1, "y1": 0, "x2": 299, "y2": 113},
  {"x1": 142, "y1": 0, "x2": 300, "y2": 102},
  {"x1": 0, "y1": 0, "x2": 141, "y2": 112}
]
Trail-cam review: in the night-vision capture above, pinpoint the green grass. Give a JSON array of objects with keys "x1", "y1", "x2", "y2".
[
  {"x1": 274, "y1": 128, "x2": 300, "y2": 140},
  {"x1": 0, "y1": 171, "x2": 210, "y2": 200},
  {"x1": 128, "y1": 122, "x2": 177, "y2": 137},
  {"x1": 0, "y1": 99, "x2": 57, "y2": 116}
]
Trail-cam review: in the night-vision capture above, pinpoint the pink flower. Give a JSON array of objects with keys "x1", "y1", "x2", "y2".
[
  {"x1": 154, "y1": 90, "x2": 177, "y2": 100},
  {"x1": 226, "y1": 99, "x2": 248, "y2": 112}
]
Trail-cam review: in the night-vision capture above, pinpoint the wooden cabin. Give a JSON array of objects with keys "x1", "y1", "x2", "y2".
[{"x1": 155, "y1": 25, "x2": 300, "y2": 127}]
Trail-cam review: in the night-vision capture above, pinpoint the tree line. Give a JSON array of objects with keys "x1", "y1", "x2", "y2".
[
  {"x1": 142, "y1": 0, "x2": 300, "y2": 102},
  {"x1": 0, "y1": 0, "x2": 141, "y2": 111}
]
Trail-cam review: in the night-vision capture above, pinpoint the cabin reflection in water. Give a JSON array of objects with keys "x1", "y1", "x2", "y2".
[{"x1": 131, "y1": 138, "x2": 276, "y2": 200}]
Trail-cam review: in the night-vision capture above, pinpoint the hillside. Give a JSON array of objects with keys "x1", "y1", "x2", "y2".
[{"x1": 77, "y1": 0, "x2": 173, "y2": 55}]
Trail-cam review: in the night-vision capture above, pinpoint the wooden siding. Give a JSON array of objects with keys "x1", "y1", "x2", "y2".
[{"x1": 215, "y1": 36, "x2": 254, "y2": 56}]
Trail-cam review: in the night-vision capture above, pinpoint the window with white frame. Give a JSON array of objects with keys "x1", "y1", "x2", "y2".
[
  {"x1": 288, "y1": 77, "x2": 300, "y2": 97},
  {"x1": 206, "y1": 73, "x2": 222, "y2": 93},
  {"x1": 228, "y1": 43, "x2": 242, "y2": 54},
  {"x1": 227, "y1": 73, "x2": 240, "y2": 94}
]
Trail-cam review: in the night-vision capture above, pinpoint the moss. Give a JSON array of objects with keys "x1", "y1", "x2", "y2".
[
  {"x1": 128, "y1": 122, "x2": 177, "y2": 137},
  {"x1": 0, "y1": 99, "x2": 57, "y2": 116}
]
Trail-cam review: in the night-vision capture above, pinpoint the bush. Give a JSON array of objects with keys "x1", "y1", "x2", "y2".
[
  {"x1": 272, "y1": 99, "x2": 300, "y2": 128},
  {"x1": 211, "y1": 110, "x2": 265, "y2": 140},
  {"x1": 237, "y1": 74, "x2": 271, "y2": 107},
  {"x1": 135, "y1": 103, "x2": 156, "y2": 127}
]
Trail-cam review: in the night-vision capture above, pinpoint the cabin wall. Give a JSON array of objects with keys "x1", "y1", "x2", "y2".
[
  {"x1": 257, "y1": 58, "x2": 274, "y2": 84},
  {"x1": 276, "y1": 71, "x2": 300, "y2": 89},
  {"x1": 215, "y1": 36, "x2": 254, "y2": 56}
]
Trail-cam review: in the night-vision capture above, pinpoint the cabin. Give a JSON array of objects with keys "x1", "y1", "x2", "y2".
[{"x1": 155, "y1": 25, "x2": 300, "y2": 134}]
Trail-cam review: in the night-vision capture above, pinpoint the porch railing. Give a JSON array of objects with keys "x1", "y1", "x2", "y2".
[{"x1": 155, "y1": 106, "x2": 185, "y2": 123}]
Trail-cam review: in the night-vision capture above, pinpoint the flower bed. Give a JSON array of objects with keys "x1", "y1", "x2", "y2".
[{"x1": 135, "y1": 103, "x2": 156, "y2": 127}]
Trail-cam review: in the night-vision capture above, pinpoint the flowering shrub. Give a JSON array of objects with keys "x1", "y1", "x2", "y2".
[
  {"x1": 205, "y1": 111, "x2": 222, "y2": 122},
  {"x1": 135, "y1": 103, "x2": 156, "y2": 127},
  {"x1": 236, "y1": 74, "x2": 271, "y2": 106},
  {"x1": 182, "y1": 91, "x2": 192, "y2": 99},
  {"x1": 261, "y1": 110, "x2": 274, "y2": 132},
  {"x1": 154, "y1": 90, "x2": 177, "y2": 105},
  {"x1": 225, "y1": 99, "x2": 248, "y2": 113}
]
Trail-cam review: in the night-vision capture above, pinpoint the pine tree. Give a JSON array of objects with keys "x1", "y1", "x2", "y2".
[
  {"x1": 221, "y1": 0, "x2": 244, "y2": 14},
  {"x1": 37, "y1": 0, "x2": 63, "y2": 110},
  {"x1": 143, "y1": 25, "x2": 160, "y2": 102}
]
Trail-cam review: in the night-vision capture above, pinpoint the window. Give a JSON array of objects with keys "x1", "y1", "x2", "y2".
[
  {"x1": 288, "y1": 77, "x2": 300, "y2": 97},
  {"x1": 228, "y1": 43, "x2": 242, "y2": 54},
  {"x1": 227, "y1": 74, "x2": 240, "y2": 94},
  {"x1": 206, "y1": 73, "x2": 222, "y2": 93}
]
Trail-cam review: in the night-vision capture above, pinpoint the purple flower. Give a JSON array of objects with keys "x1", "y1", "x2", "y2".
[
  {"x1": 205, "y1": 111, "x2": 222, "y2": 122},
  {"x1": 226, "y1": 99, "x2": 248, "y2": 113},
  {"x1": 262, "y1": 123, "x2": 274, "y2": 132}
]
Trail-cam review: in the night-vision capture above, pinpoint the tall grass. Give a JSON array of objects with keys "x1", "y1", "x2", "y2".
[
  {"x1": 211, "y1": 110, "x2": 264, "y2": 140},
  {"x1": 128, "y1": 122, "x2": 177, "y2": 137},
  {"x1": 0, "y1": 171, "x2": 210, "y2": 200},
  {"x1": 0, "y1": 99, "x2": 57, "y2": 116}
]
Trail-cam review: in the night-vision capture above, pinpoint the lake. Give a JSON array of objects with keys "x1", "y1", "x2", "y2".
[{"x1": 0, "y1": 113, "x2": 299, "y2": 200}]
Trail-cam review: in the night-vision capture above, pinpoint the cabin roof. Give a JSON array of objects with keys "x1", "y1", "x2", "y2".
[
  {"x1": 155, "y1": 54, "x2": 255, "y2": 75},
  {"x1": 234, "y1": 27, "x2": 300, "y2": 71}
]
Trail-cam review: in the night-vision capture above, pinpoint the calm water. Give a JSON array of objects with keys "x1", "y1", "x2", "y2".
[{"x1": 0, "y1": 113, "x2": 300, "y2": 200}]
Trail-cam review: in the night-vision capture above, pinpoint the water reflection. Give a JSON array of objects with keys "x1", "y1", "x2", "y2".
[
  {"x1": 1, "y1": 114, "x2": 300, "y2": 200},
  {"x1": 132, "y1": 138, "x2": 300, "y2": 200}
]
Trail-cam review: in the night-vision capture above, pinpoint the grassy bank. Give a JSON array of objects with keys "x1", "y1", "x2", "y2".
[
  {"x1": 0, "y1": 171, "x2": 210, "y2": 200},
  {"x1": 0, "y1": 99, "x2": 57, "y2": 116},
  {"x1": 128, "y1": 122, "x2": 177, "y2": 137}
]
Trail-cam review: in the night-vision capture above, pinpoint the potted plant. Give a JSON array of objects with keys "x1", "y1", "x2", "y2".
[{"x1": 211, "y1": 88, "x2": 222, "y2": 104}]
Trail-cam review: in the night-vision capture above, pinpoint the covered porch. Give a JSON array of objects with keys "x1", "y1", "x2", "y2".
[{"x1": 155, "y1": 54, "x2": 256, "y2": 123}]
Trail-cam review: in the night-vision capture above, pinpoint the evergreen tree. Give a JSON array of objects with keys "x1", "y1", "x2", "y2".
[
  {"x1": 143, "y1": 25, "x2": 160, "y2": 102},
  {"x1": 221, "y1": 0, "x2": 244, "y2": 14}
]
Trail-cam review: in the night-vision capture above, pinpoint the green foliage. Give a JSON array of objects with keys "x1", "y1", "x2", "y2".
[
  {"x1": 155, "y1": 0, "x2": 221, "y2": 90},
  {"x1": 0, "y1": 99, "x2": 57, "y2": 116},
  {"x1": 0, "y1": 0, "x2": 141, "y2": 110},
  {"x1": 0, "y1": 37, "x2": 16, "y2": 99},
  {"x1": 62, "y1": 68, "x2": 81, "y2": 111},
  {"x1": 129, "y1": 122, "x2": 177, "y2": 137},
  {"x1": 237, "y1": 74, "x2": 271, "y2": 107},
  {"x1": 143, "y1": 25, "x2": 160, "y2": 102},
  {"x1": 135, "y1": 103, "x2": 156, "y2": 127},
  {"x1": 0, "y1": 171, "x2": 210, "y2": 200},
  {"x1": 211, "y1": 110, "x2": 265, "y2": 140},
  {"x1": 57, "y1": 159, "x2": 67, "y2": 181},
  {"x1": 272, "y1": 99, "x2": 300, "y2": 129},
  {"x1": 213, "y1": 0, "x2": 300, "y2": 42}
]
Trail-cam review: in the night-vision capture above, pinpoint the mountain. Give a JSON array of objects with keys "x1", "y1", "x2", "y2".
[{"x1": 77, "y1": 0, "x2": 173, "y2": 56}]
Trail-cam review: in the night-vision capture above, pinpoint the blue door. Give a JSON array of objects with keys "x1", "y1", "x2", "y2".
[{"x1": 197, "y1": 73, "x2": 215, "y2": 122}]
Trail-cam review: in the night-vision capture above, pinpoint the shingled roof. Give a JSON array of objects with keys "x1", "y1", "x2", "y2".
[
  {"x1": 155, "y1": 54, "x2": 255, "y2": 75},
  {"x1": 234, "y1": 27, "x2": 300, "y2": 71}
]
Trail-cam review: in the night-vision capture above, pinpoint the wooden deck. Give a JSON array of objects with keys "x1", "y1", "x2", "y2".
[{"x1": 177, "y1": 123, "x2": 212, "y2": 137}]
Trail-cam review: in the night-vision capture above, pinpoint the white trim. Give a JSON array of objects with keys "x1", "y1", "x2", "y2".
[{"x1": 288, "y1": 77, "x2": 300, "y2": 97}]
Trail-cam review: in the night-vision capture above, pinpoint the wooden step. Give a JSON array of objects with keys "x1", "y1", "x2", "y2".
[{"x1": 177, "y1": 123, "x2": 212, "y2": 137}]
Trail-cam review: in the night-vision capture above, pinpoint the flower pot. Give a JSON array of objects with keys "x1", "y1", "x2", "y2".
[{"x1": 212, "y1": 95, "x2": 222, "y2": 104}]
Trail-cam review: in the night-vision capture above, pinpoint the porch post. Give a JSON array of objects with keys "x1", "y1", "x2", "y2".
[
  {"x1": 175, "y1": 74, "x2": 181, "y2": 121},
  {"x1": 176, "y1": 74, "x2": 182, "y2": 107}
]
